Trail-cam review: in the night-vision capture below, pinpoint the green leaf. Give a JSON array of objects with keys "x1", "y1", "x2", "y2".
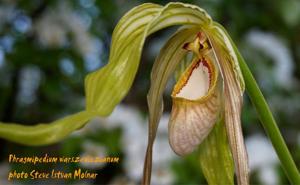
[{"x1": 198, "y1": 117, "x2": 234, "y2": 185}]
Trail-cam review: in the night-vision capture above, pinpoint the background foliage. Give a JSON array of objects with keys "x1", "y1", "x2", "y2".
[{"x1": 0, "y1": 0, "x2": 299, "y2": 184}]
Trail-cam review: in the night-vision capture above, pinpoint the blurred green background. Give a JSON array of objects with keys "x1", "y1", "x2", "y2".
[{"x1": 0, "y1": 0, "x2": 300, "y2": 184}]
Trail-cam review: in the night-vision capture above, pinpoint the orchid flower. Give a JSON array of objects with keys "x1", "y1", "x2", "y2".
[
  {"x1": 0, "y1": 2, "x2": 299, "y2": 185},
  {"x1": 167, "y1": 31, "x2": 248, "y2": 185}
]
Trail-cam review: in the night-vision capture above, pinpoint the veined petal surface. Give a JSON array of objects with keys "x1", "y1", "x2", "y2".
[{"x1": 169, "y1": 56, "x2": 222, "y2": 156}]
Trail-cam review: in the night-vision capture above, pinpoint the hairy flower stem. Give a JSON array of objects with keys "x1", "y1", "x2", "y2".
[{"x1": 236, "y1": 47, "x2": 300, "y2": 184}]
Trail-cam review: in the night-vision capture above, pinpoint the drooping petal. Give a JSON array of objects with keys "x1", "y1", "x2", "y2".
[
  {"x1": 85, "y1": 2, "x2": 213, "y2": 116},
  {"x1": 144, "y1": 27, "x2": 199, "y2": 185},
  {"x1": 0, "y1": 111, "x2": 93, "y2": 145},
  {"x1": 204, "y1": 26, "x2": 249, "y2": 185},
  {"x1": 169, "y1": 54, "x2": 222, "y2": 156}
]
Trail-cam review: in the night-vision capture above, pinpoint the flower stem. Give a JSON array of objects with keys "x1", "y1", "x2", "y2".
[{"x1": 237, "y1": 50, "x2": 300, "y2": 184}]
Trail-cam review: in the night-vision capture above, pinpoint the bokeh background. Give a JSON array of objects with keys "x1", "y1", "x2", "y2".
[{"x1": 0, "y1": 0, "x2": 300, "y2": 184}]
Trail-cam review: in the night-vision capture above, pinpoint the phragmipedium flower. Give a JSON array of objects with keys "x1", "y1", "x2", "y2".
[
  {"x1": 168, "y1": 33, "x2": 222, "y2": 156},
  {"x1": 1, "y1": 2, "x2": 299, "y2": 185},
  {"x1": 161, "y1": 29, "x2": 249, "y2": 185},
  {"x1": 167, "y1": 30, "x2": 249, "y2": 185}
]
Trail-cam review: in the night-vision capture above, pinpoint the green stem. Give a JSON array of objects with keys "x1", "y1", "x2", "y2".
[{"x1": 237, "y1": 51, "x2": 300, "y2": 184}]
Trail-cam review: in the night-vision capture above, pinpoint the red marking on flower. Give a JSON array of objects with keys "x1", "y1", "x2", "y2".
[
  {"x1": 176, "y1": 57, "x2": 213, "y2": 95},
  {"x1": 183, "y1": 42, "x2": 190, "y2": 50}
]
